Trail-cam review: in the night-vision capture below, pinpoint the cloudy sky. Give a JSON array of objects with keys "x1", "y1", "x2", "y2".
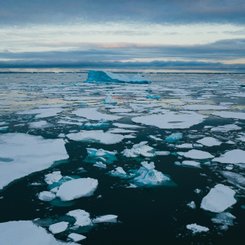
[{"x1": 0, "y1": 0, "x2": 245, "y2": 71}]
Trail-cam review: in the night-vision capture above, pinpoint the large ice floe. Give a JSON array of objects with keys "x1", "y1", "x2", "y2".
[
  {"x1": 73, "y1": 107, "x2": 120, "y2": 121},
  {"x1": 67, "y1": 130, "x2": 124, "y2": 145},
  {"x1": 131, "y1": 161, "x2": 171, "y2": 187},
  {"x1": 85, "y1": 70, "x2": 150, "y2": 84},
  {"x1": 132, "y1": 111, "x2": 205, "y2": 129},
  {"x1": 178, "y1": 149, "x2": 214, "y2": 160},
  {"x1": 0, "y1": 133, "x2": 68, "y2": 189},
  {"x1": 56, "y1": 178, "x2": 98, "y2": 201},
  {"x1": 0, "y1": 221, "x2": 70, "y2": 245},
  {"x1": 213, "y1": 149, "x2": 245, "y2": 165},
  {"x1": 201, "y1": 184, "x2": 237, "y2": 213},
  {"x1": 212, "y1": 111, "x2": 245, "y2": 120}
]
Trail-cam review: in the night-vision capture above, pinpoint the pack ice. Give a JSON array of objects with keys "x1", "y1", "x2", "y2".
[
  {"x1": 85, "y1": 70, "x2": 150, "y2": 84},
  {"x1": 0, "y1": 133, "x2": 68, "y2": 189}
]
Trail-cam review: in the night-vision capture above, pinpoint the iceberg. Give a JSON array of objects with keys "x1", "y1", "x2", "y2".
[
  {"x1": 132, "y1": 161, "x2": 171, "y2": 187},
  {"x1": 56, "y1": 178, "x2": 98, "y2": 201},
  {"x1": 109, "y1": 167, "x2": 129, "y2": 178},
  {"x1": 122, "y1": 142, "x2": 155, "y2": 158},
  {"x1": 85, "y1": 70, "x2": 150, "y2": 84},
  {"x1": 201, "y1": 184, "x2": 237, "y2": 213},
  {"x1": 0, "y1": 221, "x2": 68, "y2": 245},
  {"x1": 165, "y1": 132, "x2": 183, "y2": 143}
]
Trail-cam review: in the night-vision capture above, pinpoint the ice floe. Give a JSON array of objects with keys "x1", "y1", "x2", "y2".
[
  {"x1": 49, "y1": 221, "x2": 69, "y2": 234},
  {"x1": 109, "y1": 167, "x2": 128, "y2": 178},
  {"x1": 85, "y1": 70, "x2": 150, "y2": 84},
  {"x1": 132, "y1": 111, "x2": 205, "y2": 129},
  {"x1": 186, "y1": 223, "x2": 209, "y2": 234},
  {"x1": 73, "y1": 107, "x2": 120, "y2": 121},
  {"x1": 181, "y1": 160, "x2": 201, "y2": 168},
  {"x1": 44, "y1": 171, "x2": 63, "y2": 185},
  {"x1": 210, "y1": 124, "x2": 241, "y2": 132},
  {"x1": 68, "y1": 233, "x2": 86, "y2": 242},
  {"x1": 122, "y1": 142, "x2": 155, "y2": 158},
  {"x1": 67, "y1": 209, "x2": 92, "y2": 227},
  {"x1": 29, "y1": 120, "x2": 50, "y2": 129},
  {"x1": 93, "y1": 215, "x2": 118, "y2": 224},
  {"x1": 0, "y1": 133, "x2": 68, "y2": 189},
  {"x1": 213, "y1": 149, "x2": 245, "y2": 164},
  {"x1": 38, "y1": 191, "x2": 56, "y2": 202},
  {"x1": 201, "y1": 184, "x2": 237, "y2": 213},
  {"x1": 86, "y1": 148, "x2": 117, "y2": 164},
  {"x1": 165, "y1": 132, "x2": 183, "y2": 143},
  {"x1": 0, "y1": 221, "x2": 67, "y2": 245},
  {"x1": 197, "y1": 137, "x2": 222, "y2": 147},
  {"x1": 67, "y1": 130, "x2": 124, "y2": 145},
  {"x1": 178, "y1": 149, "x2": 214, "y2": 160},
  {"x1": 213, "y1": 111, "x2": 245, "y2": 120},
  {"x1": 18, "y1": 107, "x2": 63, "y2": 119},
  {"x1": 56, "y1": 178, "x2": 98, "y2": 201}
]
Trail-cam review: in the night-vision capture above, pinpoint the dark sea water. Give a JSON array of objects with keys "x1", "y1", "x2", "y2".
[{"x1": 0, "y1": 72, "x2": 244, "y2": 244}]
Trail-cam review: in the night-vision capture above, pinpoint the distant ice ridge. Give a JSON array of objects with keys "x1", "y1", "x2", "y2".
[
  {"x1": 85, "y1": 70, "x2": 150, "y2": 84},
  {"x1": 0, "y1": 133, "x2": 68, "y2": 189}
]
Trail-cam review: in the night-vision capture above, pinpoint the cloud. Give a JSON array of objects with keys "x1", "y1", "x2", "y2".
[{"x1": 0, "y1": 0, "x2": 245, "y2": 25}]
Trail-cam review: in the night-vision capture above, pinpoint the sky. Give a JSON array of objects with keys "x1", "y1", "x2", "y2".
[{"x1": 0, "y1": 0, "x2": 245, "y2": 72}]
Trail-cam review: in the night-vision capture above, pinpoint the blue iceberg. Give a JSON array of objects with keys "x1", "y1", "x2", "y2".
[
  {"x1": 85, "y1": 70, "x2": 150, "y2": 84},
  {"x1": 165, "y1": 132, "x2": 183, "y2": 143}
]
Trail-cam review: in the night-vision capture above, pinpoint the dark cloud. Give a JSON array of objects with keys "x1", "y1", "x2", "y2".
[
  {"x1": 0, "y1": 0, "x2": 245, "y2": 25},
  {"x1": 0, "y1": 39, "x2": 245, "y2": 72}
]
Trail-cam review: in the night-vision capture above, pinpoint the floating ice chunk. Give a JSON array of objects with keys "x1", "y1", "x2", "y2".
[
  {"x1": 201, "y1": 184, "x2": 236, "y2": 213},
  {"x1": 85, "y1": 70, "x2": 150, "y2": 84},
  {"x1": 86, "y1": 148, "x2": 117, "y2": 164},
  {"x1": 211, "y1": 212, "x2": 236, "y2": 230},
  {"x1": 213, "y1": 149, "x2": 245, "y2": 164},
  {"x1": 213, "y1": 111, "x2": 245, "y2": 120},
  {"x1": 73, "y1": 108, "x2": 120, "y2": 121},
  {"x1": 0, "y1": 221, "x2": 66, "y2": 245},
  {"x1": 108, "y1": 128, "x2": 136, "y2": 134},
  {"x1": 187, "y1": 201, "x2": 196, "y2": 209},
  {"x1": 0, "y1": 133, "x2": 68, "y2": 189},
  {"x1": 109, "y1": 108, "x2": 132, "y2": 113},
  {"x1": 93, "y1": 215, "x2": 118, "y2": 224},
  {"x1": 178, "y1": 149, "x2": 214, "y2": 160},
  {"x1": 176, "y1": 143, "x2": 193, "y2": 149},
  {"x1": 181, "y1": 160, "x2": 201, "y2": 168},
  {"x1": 132, "y1": 111, "x2": 205, "y2": 129},
  {"x1": 165, "y1": 133, "x2": 183, "y2": 143},
  {"x1": 238, "y1": 133, "x2": 245, "y2": 142},
  {"x1": 49, "y1": 221, "x2": 69, "y2": 234},
  {"x1": 221, "y1": 171, "x2": 245, "y2": 189},
  {"x1": 132, "y1": 161, "x2": 171, "y2": 187},
  {"x1": 197, "y1": 137, "x2": 222, "y2": 147},
  {"x1": 94, "y1": 161, "x2": 107, "y2": 169},
  {"x1": 184, "y1": 104, "x2": 228, "y2": 110},
  {"x1": 186, "y1": 223, "x2": 209, "y2": 234},
  {"x1": 44, "y1": 171, "x2": 63, "y2": 185},
  {"x1": 68, "y1": 233, "x2": 86, "y2": 242},
  {"x1": 56, "y1": 178, "x2": 98, "y2": 201},
  {"x1": 113, "y1": 123, "x2": 142, "y2": 129},
  {"x1": 83, "y1": 121, "x2": 109, "y2": 129},
  {"x1": 18, "y1": 107, "x2": 63, "y2": 119},
  {"x1": 110, "y1": 167, "x2": 128, "y2": 178},
  {"x1": 210, "y1": 124, "x2": 241, "y2": 132},
  {"x1": 122, "y1": 142, "x2": 155, "y2": 158},
  {"x1": 67, "y1": 130, "x2": 124, "y2": 145},
  {"x1": 67, "y1": 209, "x2": 92, "y2": 227},
  {"x1": 149, "y1": 135, "x2": 162, "y2": 141},
  {"x1": 155, "y1": 151, "x2": 170, "y2": 156},
  {"x1": 38, "y1": 191, "x2": 56, "y2": 202},
  {"x1": 104, "y1": 95, "x2": 117, "y2": 105},
  {"x1": 29, "y1": 120, "x2": 49, "y2": 129}
]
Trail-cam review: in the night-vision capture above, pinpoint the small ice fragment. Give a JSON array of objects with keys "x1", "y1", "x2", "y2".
[
  {"x1": 68, "y1": 233, "x2": 86, "y2": 242},
  {"x1": 93, "y1": 215, "x2": 118, "y2": 224},
  {"x1": 38, "y1": 191, "x2": 56, "y2": 202},
  {"x1": 56, "y1": 178, "x2": 98, "y2": 201},
  {"x1": 187, "y1": 201, "x2": 196, "y2": 209},
  {"x1": 49, "y1": 221, "x2": 69, "y2": 234},
  {"x1": 211, "y1": 212, "x2": 236, "y2": 230},
  {"x1": 186, "y1": 223, "x2": 209, "y2": 234},
  {"x1": 110, "y1": 167, "x2": 128, "y2": 178},
  {"x1": 201, "y1": 184, "x2": 236, "y2": 213},
  {"x1": 122, "y1": 142, "x2": 155, "y2": 158}
]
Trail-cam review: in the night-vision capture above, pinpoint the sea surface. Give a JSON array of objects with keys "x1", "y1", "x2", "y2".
[{"x1": 0, "y1": 72, "x2": 244, "y2": 244}]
